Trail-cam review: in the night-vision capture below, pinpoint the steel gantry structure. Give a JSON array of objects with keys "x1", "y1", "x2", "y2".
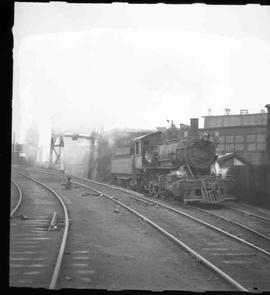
[{"x1": 49, "y1": 132, "x2": 99, "y2": 178}]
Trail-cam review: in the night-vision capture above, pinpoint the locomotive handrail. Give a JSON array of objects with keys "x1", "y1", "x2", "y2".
[{"x1": 185, "y1": 162, "x2": 195, "y2": 178}]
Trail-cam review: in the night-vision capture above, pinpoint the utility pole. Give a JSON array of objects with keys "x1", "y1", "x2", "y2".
[
  {"x1": 88, "y1": 130, "x2": 100, "y2": 180},
  {"x1": 88, "y1": 135, "x2": 95, "y2": 179},
  {"x1": 265, "y1": 104, "x2": 270, "y2": 199},
  {"x1": 13, "y1": 132, "x2": 15, "y2": 153}
]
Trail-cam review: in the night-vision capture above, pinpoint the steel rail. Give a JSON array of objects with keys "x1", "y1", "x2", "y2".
[
  {"x1": 17, "y1": 172, "x2": 69, "y2": 290},
  {"x1": 75, "y1": 178, "x2": 270, "y2": 257},
  {"x1": 222, "y1": 204, "x2": 270, "y2": 224},
  {"x1": 191, "y1": 206, "x2": 270, "y2": 243},
  {"x1": 10, "y1": 178, "x2": 23, "y2": 218},
  {"x1": 14, "y1": 167, "x2": 268, "y2": 291},
  {"x1": 72, "y1": 180, "x2": 247, "y2": 292},
  {"x1": 17, "y1": 168, "x2": 270, "y2": 257},
  {"x1": 241, "y1": 203, "x2": 270, "y2": 217}
]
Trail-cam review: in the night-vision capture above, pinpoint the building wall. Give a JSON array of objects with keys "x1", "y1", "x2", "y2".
[
  {"x1": 203, "y1": 112, "x2": 270, "y2": 201},
  {"x1": 203, "y1": 126, "x2": 267, "y2": 165},
  {"x1": 202, "y1": 116, "x2": 267, "y2": 166},
  {"x1": 204, "y1": 113, "x2": 267, "y2": 128}
]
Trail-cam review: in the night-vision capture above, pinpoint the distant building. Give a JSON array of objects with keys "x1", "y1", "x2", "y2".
[
  {"x1": 12, "y1": 143, "x2": 26, "y2": 164},
  {"x1": 62, "y1": 136, "x2": 92, "y2": 178},
  {"x1": 215, "y1": 152, "x2": 250, "y2": 176},
  {"x1": 201, "y1": 112, "x2": 267, "y2": 166},
  {"x1": 24, "y1": 122, "x2": 39, "y2": 163}
]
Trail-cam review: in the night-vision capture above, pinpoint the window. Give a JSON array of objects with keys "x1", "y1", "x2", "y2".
[
  {"x1": 214, "y1": 131, "x2": 219, "y2": 137},
  {"x1": 135, "y1": 142, "x2": 140, "y2": 155},
  {"x1": 226, "y1": 136, "x2": 234, "y2": 143},
  {"x1": 184, "y1": 131, "x2": 188, "y2": 137},
  {"x1": 218, "y1": 136, "x2": 225, "y2": 143},
  {"x1": 235, "y1": 135, "x2": 244, "y2": 143},
  {"x1": 257, "y1": 134, "x2": 266, "y2": 143},
  {"x1": 225, "y1": 144, "x2": 234, "y2": 152},
  {"x1": 235, "y1": 143, "x2": 244, "y2": 151},
  {"x1": 247, "y1": 143, "x2": 256, "y2": 151},
  {"x1": 257, "y1": 143, "x2": 266, "y2": 151},
  {"x1": 246, "y1": 135, "x2": 255, "y2": 142}
]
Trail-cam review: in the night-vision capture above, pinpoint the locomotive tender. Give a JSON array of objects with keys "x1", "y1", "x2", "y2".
[{"x1": 111, "y1": 119, "x2": 234, "y2": 203}]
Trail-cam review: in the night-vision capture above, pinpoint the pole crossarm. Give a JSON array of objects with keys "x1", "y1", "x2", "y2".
[{"x1": 52, "y1": 132, "x2": 94, "y2": 140}]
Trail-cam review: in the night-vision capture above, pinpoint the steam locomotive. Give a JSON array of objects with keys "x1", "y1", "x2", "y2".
[{"x1": 111, "y1": 119, "x2": 234, "y2": 203}]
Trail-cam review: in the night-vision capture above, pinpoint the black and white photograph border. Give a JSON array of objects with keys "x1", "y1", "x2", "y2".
[{"x1": 4, "y1": 0, "x2": 270, "y2": 293}]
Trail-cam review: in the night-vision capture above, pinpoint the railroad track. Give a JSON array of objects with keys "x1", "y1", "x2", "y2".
[
  {"x1": 30, "y1": 166, "x2": 270, "y2": 252},
  {"x1": 222, "y1": 202, "x2": 270, "y2": 224},
  {"x1": 12, "y1": 166, "x2": 236, "y2": 290},
  {"x1": 10, "y1": 179, "x2": 22, "y2": 218},
  {"x1": 14, "y1": 166, "x2": 270, "y2": 291},
  {"x1": 71, "y1": 180, "x2": 270, "y2": 291},
  {"x1": 10, "y1": 172, "x2": 69, "y2": 289},
  {"x1": 192, "y1": 203, "x2": 270, "y2": 243},
  {"x1": 238, "y1": 203, "x2": 270, "y2": 219},
  {"x1": 69, "y1": 171, "x2": 270, "y2": 252}
]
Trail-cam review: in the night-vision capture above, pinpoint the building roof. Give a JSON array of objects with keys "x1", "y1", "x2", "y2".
[
  {"x1": 104, "y1": 128, "x2": 155, "y2": 136},
  {"x1": 217, "y1": 152, "x2": 251, "y2": 165},
  {"x1": 131, "y1": 131, "x2": 161, "y2": 142}
]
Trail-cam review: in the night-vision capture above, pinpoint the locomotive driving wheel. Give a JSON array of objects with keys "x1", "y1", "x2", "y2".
[
  {"x1": 148, "y1": 183, "x2": 154, "y2": 196},
  {"x1": 152, "y1": 184, "x2": 161, "y2": 198},
  {"x1": 176, "y1": 189, "x2": 184, "y2": 202},
  {"x1": 149, "y1": 183, "x2": 156, "y2": 196}
]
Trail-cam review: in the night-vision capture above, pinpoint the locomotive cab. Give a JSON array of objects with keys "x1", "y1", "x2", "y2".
[{"x1": 131, "y1": 132, "x2": 162, "y2": 168}]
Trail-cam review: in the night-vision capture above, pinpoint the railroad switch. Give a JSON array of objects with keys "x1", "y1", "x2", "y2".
[
  {"x1": 19, "y1": 214, "x2": 28, "y2": 220},
  {"x1": 48, "y1": 212, "x2": 57, "y2": 231}
]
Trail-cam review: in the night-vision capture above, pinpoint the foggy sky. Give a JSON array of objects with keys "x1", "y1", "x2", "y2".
[{"x1": 12, "y1": 3, "x2": 270, "y2": 146}]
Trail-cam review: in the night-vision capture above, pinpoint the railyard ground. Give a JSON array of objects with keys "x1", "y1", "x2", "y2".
[{"x1": 11, "y1": 173, "x2": 235, "y2": 291}]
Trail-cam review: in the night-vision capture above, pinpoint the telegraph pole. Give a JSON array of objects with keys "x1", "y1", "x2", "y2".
[
  {"x1": 265, "y1": 104, "x2": 270, "y2": 199},
  {"x1": 12, "y1": 132, "x2": 15, "y2": 153}
]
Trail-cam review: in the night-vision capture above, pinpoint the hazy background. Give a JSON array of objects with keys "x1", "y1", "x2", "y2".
[{"x1": 12, "y1": 3, "x2": 270, "y2": 151}]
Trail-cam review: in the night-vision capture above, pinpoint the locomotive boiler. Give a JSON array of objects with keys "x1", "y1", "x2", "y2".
[{"x1": 111, "y1": 119, "x2": 234, "y2": 203}]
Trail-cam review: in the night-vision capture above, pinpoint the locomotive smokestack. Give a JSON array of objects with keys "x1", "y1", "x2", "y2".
[{"x1": 190, "y1": 118, "x2": 199, "y2": 137}]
